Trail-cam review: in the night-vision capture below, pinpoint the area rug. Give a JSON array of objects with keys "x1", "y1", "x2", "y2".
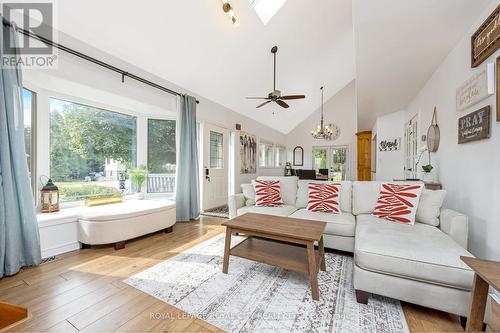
[
  {"x1": 125, "y1": 234, "x2": 409, "y2": 333},
  {"x1": 201, "y1": 205, "x2": 230, "y2": 219}
]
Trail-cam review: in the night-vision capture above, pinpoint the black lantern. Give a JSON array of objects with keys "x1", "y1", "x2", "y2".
[{"x1": 41, "y1": 179, "x2": 59, "y2": 213}]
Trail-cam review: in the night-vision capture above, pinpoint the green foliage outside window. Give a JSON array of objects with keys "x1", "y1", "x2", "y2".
[
  {"x1": 50, "y1": 99, "x2": 137, "y2": 201},
  {"x1": 147, "y1": 119, "x2": 176, "y2": 173}
]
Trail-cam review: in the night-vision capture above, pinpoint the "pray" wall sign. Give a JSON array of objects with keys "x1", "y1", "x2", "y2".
[{"x1": 458, "y1": 106, "x2": 491, "y2": 144}]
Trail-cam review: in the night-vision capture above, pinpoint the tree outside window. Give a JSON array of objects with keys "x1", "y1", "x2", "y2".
[{"x1": 49, "y1": 98, "x2": 137, "y2": 201}]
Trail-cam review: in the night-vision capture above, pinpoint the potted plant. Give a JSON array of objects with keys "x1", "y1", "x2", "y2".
[
  {"x1": 128, "y1": 166, "x2": 148, "y2": 199},
  {"x1": 416, "y1": 146, "x2": 434, "y2": 183},
  {"x1": 421, "y1": 164, "x2": 434, "y2": 183}
]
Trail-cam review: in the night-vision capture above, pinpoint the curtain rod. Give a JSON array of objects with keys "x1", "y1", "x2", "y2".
[{"x1": 2, "y1": 19, "x2": 199, "y2": 104}]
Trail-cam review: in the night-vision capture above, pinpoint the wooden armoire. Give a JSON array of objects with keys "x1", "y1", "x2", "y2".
[{"x1": 356, "y1": 131, "x2": 372, "y2": 181}]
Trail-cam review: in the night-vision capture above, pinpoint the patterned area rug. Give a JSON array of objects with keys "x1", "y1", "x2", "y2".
[
  {"x1": 125, "y1": 234, "x2": 409, "y2": 333},
  {"x1": 201, "y1": 205, "x2": 230, "y2": 219}
]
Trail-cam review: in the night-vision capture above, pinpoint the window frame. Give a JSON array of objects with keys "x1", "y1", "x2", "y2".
[
  {"x1": 48, "y1": 97, "x2": 139, "y2": 203},
  {"x1": 209, "y1": 130, "x2": 224, "y2": 169},
  {"x1": 146, "y1": 117, "x2": 177, "y2": 196},
  {"x1": 23, "y1": 88, "x2": 37, "y2": 199},
  {"x1": 258, "y1": 140, "x2": 275, "y2": 168},
  {"x1": 312, "y1": 145, "x2": 351, "y2": 181},
  {"x1": 274, "y1": 145, "x2": 286, "y2": 168},
  {"x1": 22, "y1": 80, "x2": 179, "y2": 209}
]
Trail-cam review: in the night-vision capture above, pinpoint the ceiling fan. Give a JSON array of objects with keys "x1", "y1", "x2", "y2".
[{"x1": 246, "y1": 46, "x2": 305, "y2": 109}]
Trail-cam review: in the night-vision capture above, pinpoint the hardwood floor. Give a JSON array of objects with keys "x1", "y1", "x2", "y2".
[{"x1": 0, "y1": 216, "x2": 463, "y2": 332}]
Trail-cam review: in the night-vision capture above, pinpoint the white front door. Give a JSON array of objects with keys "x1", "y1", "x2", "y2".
[{"x1": 202, "y1": 123, "x2": 229, "y2": 211}]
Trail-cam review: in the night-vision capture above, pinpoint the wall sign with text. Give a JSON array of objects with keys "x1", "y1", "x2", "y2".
[
  {"x1": 456, "y1": 65, "x2": 494, "y2": 111},
  {"x1": 379, "y1": 138, "x2": 401, "y2": 152},
  {"x1": 471, "y1": 4, "x2": 500, "y2": 68},
  {"x1": 458, "y1": 106, "x2": 491, "y2": 144}
]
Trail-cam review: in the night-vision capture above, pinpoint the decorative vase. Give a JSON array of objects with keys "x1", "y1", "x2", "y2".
[
  {"x1": 422, "y1": 172, "x2": 434, "y2": 183},
  {"x1": 135, "y1": 192, "x2": 145, "y2": 200}
]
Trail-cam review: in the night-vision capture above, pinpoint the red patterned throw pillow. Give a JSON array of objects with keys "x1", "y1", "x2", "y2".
[
  {"x1": 306, "y1": 183, "x2": 341, "y2": 213},
  {"x1": 254, "y1": 180, "x2": 284, "y2": 207},
  {"x1": 372, "y1": 183, "x2": 424, "y2": 224}
]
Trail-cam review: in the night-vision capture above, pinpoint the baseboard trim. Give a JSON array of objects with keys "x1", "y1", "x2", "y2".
[{"x1": 41, "y1": 241, "x2": 80, "y2": 259}]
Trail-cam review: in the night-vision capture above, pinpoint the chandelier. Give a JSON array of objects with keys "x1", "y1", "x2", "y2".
[{"x1": 311, "y1": 86, "x2": 333, "y2": 140}]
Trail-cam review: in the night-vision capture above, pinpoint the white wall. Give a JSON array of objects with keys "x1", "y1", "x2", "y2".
[
  {"x1": 22, "y1": 30, "x2": 286, "y2": 197},
  {"x1": 372, "y1": 110, "x2": 406, "y2": 181},
  {"x1": 402, "y1": 1, "x2": 499, "y2": 259},
  {"x1": 285, "y1": 81, "x2": 358, "y2": 180}
]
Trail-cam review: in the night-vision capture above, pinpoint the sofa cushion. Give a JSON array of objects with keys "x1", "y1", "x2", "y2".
[
  {"x1": 352, "y1": 181, "x2": 381, "y2": 215},
  {"x1": 355, "y1": 214, "x2": 474, "y2": 290},
  {"x1": 257, "y1": 176, "x2": 298, "y2": 206},
  {"x1": 297, "y1": 180, "x2": 352, "y2": 212},
  {"x1": 237, "y1": 205, "x2": 297, "y2": 217},
  {"x1": 416, "y1": 189, "x2": 446, "y2": 226},
  {"x1": 241, "y1": 183, "x2": 256, "y2": 206},
  {"x1": 289, "y1": 209, "x2": 355, "y2": 237}
]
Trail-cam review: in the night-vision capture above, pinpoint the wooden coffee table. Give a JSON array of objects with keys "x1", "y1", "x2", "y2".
[{"x1": 222, "y1": 213, "x2": 327, "y2": 300}]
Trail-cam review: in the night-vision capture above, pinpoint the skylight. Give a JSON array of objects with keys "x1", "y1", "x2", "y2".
[{"x1": 249, "y1": 0, "x2": 287, "y2": 25}]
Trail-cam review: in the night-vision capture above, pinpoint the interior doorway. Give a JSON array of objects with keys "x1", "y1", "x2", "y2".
[
  {"x1": 404, "y1": 115, "x2": 418, "y2": 179},
  {"x1": 201, "y1": 123, "x2": 229, "y2": 211}
]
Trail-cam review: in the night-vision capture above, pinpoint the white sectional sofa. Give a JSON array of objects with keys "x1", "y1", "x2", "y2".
[{"x1": 228, "y1": 176, "x2": 474, "y2": 317}]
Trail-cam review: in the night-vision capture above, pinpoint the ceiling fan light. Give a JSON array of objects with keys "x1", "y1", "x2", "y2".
[{"x1": 228, "y1": 9, "x2": 235, "y2": 17}]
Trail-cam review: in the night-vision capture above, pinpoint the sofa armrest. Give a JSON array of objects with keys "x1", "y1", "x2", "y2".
[
  {"x1": 228, "y1": 194, "x2": 245, "y2": 219},
  {"x1": 439, "y1": 208, "x2": 468, "y2": 249}
]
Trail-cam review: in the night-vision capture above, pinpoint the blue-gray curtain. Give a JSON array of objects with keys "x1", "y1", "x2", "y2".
[
  {"x1": 175, "y1": 95, "x2": 200, "y2": 221},
  {"x1": 0, "y1": 20, "x2": 42, "y2": 277}
]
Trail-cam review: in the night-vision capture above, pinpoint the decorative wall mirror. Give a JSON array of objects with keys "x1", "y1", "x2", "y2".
[
  {"x1": 293, "y1": 146, "x2": 304, "y2": 166},
  {"x1": 427, "y1": 107, "x2": 440, "y2": 152}
]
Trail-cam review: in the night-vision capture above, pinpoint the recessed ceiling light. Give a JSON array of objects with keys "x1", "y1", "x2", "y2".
[{"x1": 249, "y1": 0, "x2": 287, "y2": 25}]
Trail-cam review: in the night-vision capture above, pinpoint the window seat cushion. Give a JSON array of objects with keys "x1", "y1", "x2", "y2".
[{"x1": 78, "y1": 199, "x2": 175, "y2": 222}]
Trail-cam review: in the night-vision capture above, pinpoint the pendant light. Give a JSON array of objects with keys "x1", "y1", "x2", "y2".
[{"x1": 311, "y1": 87, "x2": 333, "y2": 140}]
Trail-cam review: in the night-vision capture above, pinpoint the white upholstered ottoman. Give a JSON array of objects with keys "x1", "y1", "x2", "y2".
[{"x1": 77, "y1": 199, "x2": 176, "y2": 250}]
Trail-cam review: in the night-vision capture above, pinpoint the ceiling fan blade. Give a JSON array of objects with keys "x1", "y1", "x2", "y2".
[
  {"x1": 280, "y1": 95, "x2": 305, "y2": 100},
  {"x1": 275, "y1": 100, "x2": 289, "y2": 108},
  {"x1": 246, "y1": 97, "x2": 270, "y2": 100},
  {"x1": 256, "y1": 100, "x2": 272, "y2": 108}
]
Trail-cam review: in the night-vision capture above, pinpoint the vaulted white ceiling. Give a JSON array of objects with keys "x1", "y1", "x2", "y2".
[
  {"x1": 54, "y1": 0, "x2": 356, "y2": 134},
  {"x1": 353, "y1": 0, "x2": 492, "y2": 131},
  {"x1": 50, "y1": 0, "x2": 492, "y2": 134}
]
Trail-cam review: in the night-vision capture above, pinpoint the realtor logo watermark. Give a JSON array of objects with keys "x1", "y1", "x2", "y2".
[{"x1": 1, "y1": 1, "x2": 57, "y2": 68}]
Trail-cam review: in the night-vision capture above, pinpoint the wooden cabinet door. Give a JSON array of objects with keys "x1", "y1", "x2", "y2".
[{"x1": 356, "y1": 131, "x2": 372, "y2": 181}]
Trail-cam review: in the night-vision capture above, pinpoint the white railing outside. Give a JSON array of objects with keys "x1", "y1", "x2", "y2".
[{"x1": 147, "y1": 173, "x2": 175, "y2": 193}]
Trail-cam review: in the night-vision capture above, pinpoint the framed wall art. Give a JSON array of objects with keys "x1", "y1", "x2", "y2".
[
  {"x1": 471, "y1": 3, "x2": 500, "y2": 68},
  {"x1": 458, "y1": 106, "x2": 491, "y2": 144}
]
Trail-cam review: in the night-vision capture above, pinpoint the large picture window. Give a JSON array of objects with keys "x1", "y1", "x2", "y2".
[
  {"x1": 49, "y1": 98, "x2": 137, "y2": 201},
  {"x1": 259, "y1": 141, "x2": 274, "y2": 167},
  {"x1": 147, "y1": 119, "x2": 176, "y2": 193},
  {"x1": 275, "y1": 146, "x2": 286, "y2": 167}
]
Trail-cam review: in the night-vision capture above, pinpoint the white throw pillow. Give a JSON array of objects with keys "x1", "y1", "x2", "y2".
[
  {"x1": 241, "y1": 183, "x2": 256, "y2": 206},
  {"x1": 306, "y1": 183, "x2": 341, "y2": 214},
  {"x1": 416, "y1": 189, "x2": 446, "y2": 226},
  {"x1": 372, "y1": 183, "x2": 424, "y2": 225},
  {"x1": 253, "y1": 180, "x2": 284, "y2": 207},
  {"x1": 296, "y1": 180, "x2": 352, "y2": 212},
  {"x1": 256, "y1": 176, "x2": 298, "y2": 206}
]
